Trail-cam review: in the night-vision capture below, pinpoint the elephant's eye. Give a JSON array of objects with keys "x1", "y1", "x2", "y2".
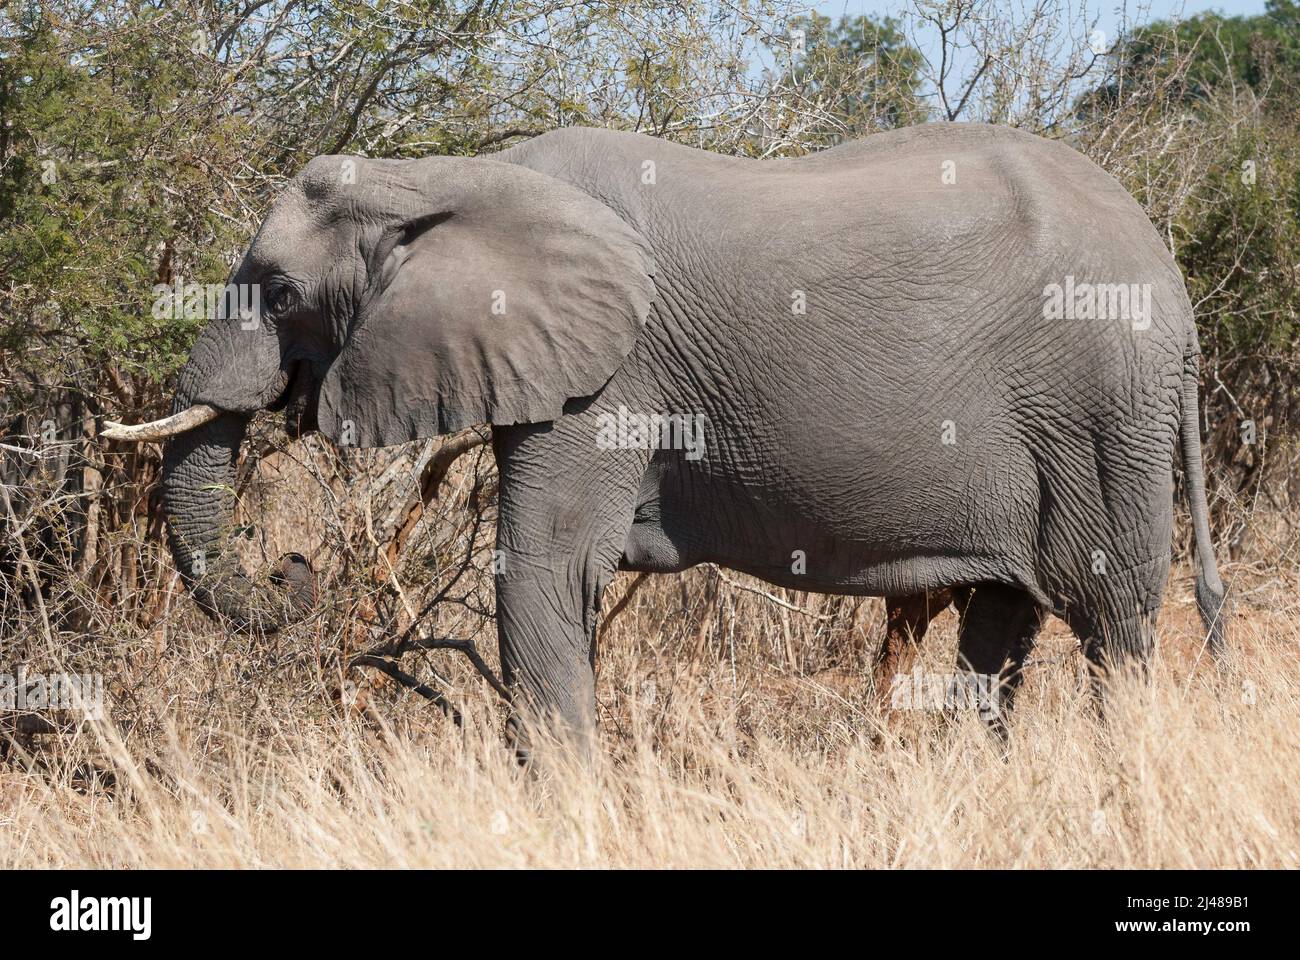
[{"x1": 262, "y1": 282, "x2": 293, "y2": 316}]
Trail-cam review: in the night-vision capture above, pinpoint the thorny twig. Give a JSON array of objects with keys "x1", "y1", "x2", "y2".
[
  {"x1": 708, "y1": 564, "x2": 834, "y2": 620},
  {"x1": 348, "y1": 426, "x2": 508, "y2": 714}
]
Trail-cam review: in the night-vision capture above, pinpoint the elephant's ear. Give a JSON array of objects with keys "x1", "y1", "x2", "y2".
[{"x1": 317, "y1": 157, "x2": 656, "y2": 447}]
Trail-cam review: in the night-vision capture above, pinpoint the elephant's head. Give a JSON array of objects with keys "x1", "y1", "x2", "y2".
[{"x1": 119, "y1": 152, "x2": 655, "y2": 633}]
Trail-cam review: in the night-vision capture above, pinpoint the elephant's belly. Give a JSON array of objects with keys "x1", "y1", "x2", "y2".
[
  {"x1": 616, "y1": 444, "x2": 1041, "y2": 598},
  {"x1": 618, "y1": 507, "x2": 1024, "y2": 599}
]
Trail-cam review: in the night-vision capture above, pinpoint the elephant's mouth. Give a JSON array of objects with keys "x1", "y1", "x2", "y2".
[{"x1": 269, "y1": 359, "x2": 321, "y2": 439}]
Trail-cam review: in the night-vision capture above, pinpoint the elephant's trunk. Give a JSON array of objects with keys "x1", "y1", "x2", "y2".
[{"x1": 161, "y1": 408, "x2": 314, "y2": 633}]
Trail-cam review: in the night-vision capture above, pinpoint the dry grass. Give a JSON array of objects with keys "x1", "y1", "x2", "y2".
[{"x1": 2, "y1": 554, "x2": 1297, "y2": 869}]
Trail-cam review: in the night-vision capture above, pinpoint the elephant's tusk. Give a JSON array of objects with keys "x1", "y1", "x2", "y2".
[{"x1": 100, "y1": 404, "x2": 222, "y2": 442}]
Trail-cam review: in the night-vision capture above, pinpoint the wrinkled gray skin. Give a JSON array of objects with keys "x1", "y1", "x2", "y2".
[{"x1": 161, "y1": 123, "x2": 1226, "y2": 746}]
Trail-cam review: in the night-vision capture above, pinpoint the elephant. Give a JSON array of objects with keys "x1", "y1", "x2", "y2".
[
  {"x1": 872, "y1": 589, "x2": 969, "y2": 703},
  {"x1": 105, "y1": 122, "x2": 1227, "y2": 746}
]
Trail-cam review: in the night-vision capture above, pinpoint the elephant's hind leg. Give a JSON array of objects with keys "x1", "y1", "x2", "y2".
[
  {"x1": 954, "y1": 584, "x2": 1045, "y2": 738},
  {"x1": 873, "y1": 589, "x2": 956, "y2": 704},
  {"x1": 1061, "y1": 553, "x2": 1167, "y2": 705},
  {"x1": 1072, "y1": 608, "x2": 1159, "y2": 706}
]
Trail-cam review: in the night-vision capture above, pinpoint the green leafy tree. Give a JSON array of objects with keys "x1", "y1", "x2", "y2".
[
  {"x1": 1072, "y1": 0, "x2": 1300, "y2": 521},
  {"x1": 776, "y1": 13, "x2": 926, "y2": 147}
]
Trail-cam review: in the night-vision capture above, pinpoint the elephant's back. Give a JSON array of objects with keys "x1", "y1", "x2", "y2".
[{"x1": 504, "y1": 124, "x2": 1193, "y2": 459}]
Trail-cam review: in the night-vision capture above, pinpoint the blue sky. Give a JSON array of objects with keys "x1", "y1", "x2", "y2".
[
  {"x1": 796, "y1": 2, "x2": 1273, "y2": 114},
  {"x1": 812, "y1": 0, "x2": 1270, "y2": 32}
]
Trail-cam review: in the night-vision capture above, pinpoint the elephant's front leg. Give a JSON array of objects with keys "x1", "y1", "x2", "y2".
[
  {"x1": 492, "y1": 421, "x2": 647, "y2": 752},
  {"x1": 495, "y1": 571, "x2": 602, "y2": 747}
]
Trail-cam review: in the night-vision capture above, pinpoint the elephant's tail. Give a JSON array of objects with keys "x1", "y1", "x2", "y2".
[{"x1": 1179, "y1": 356, "x2": 1228, "y2": 656}]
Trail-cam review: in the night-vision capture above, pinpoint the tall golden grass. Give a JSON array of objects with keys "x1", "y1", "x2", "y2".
[{"x1": 3, "y1": 555, "x2": 1296, "y2": 869}]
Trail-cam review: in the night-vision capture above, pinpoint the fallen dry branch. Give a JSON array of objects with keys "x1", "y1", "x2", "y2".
[
  {"x1": 349, "y1": 631, "x2": 510, "y2": 720},
  {"x1": 350, "y1": 654, "x2": 462, "y2": 723},
  {"x1": 404, "y1": 636, "x2": 511, "y2": 702}
]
